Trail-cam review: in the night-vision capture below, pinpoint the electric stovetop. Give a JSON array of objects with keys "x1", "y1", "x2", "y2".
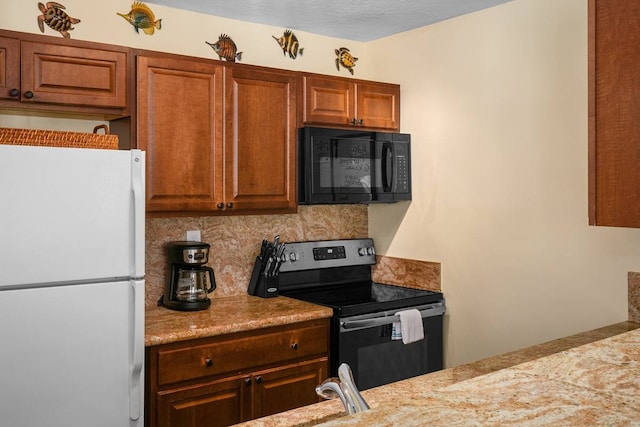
[{"x1": 282, "y1": 280, "x2": 443, "y2": 316}]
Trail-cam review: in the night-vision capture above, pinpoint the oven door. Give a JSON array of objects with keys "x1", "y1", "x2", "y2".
[{"x1": 336, "y1": 302, "x2": 444, "y2": 390}]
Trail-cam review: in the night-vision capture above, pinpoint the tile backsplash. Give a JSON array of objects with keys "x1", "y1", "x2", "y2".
[
  {"x1": 145, "y1": 205, "x2": 368, "y2": 306},
  {"x1": 629, "y1": 272, "x2": 640, "y2": 323}
]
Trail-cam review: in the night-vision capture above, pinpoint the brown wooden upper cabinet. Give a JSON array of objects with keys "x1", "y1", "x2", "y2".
[
  {"x1": 300, "y1": 73, "x2": 400, "y2": 131},
  {"x1": 137, "y1": 53, "x2": 297, "y2": 216},
  {"x1": 224, "y1": 66, "x2": 297, "y2": 213},
  {"x1": 0, "y1": 30, "x2": 129, "y2": 117},
  {"x1": 588, "y1": 0, "x2": 640, "y2": 227}
]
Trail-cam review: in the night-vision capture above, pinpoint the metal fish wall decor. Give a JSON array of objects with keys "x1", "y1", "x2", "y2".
[
  {"x1": 335, "y1": 47, "x2": 358, "y2": 75},
  {"x1": 206, "y1": 34, "x2": 242, "y2": 62},
  {"x1": 273, "y1": 29, "x2": 304, "y2": 60},
  {"x1": 37, "y1": 2, "x2": 80, "y2": 38},
  {"x1": 117, "y1": 2, "x2": 162, "y2": 35}
]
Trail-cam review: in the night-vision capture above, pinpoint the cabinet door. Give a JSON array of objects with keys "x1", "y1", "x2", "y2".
[
  {"x1": 301, "y1": 74, "x2": 355, "y2": 127},
  {"x1": 589, "y1": 0, "x2": 640, "y2": 227},
  {"x1": 224, "y1": 66, "x2": 297, "y2": 213},
  {"x1": 0, "y1": 36, "x2": 19, "y2": 101},
  {"x1": 356, "y1": 82, "x2": 400, "y2": 131},
  {"x1": 20, "y1": 41, "x2": 127, "y2": 109},
  {"x1": 137, "y1": 55, "x2": 224, "y2": 214},
  {"x1": 251, "y1": 359, "x2": 327, "y2": 420},
  {"x1": 156, "y1": 376, "x2": 250, "y2": 427}
]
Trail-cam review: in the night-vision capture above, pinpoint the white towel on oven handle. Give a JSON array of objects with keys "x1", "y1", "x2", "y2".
[{"x1": 391, "y1": 309, "x2": 424, "y2": 344}]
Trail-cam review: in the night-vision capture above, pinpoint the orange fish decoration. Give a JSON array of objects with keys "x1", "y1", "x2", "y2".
[
  {"x1": 205, "y1": 34, "x2": 242, "y2": 62},
  {"x1": 117, "y1": 2, "x2": 162, "y2": 35}
]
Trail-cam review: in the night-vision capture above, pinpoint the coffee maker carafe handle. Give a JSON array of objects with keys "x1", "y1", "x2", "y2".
[{"x1": 204, "y1": 266, "x2": 216, "y2": 293}]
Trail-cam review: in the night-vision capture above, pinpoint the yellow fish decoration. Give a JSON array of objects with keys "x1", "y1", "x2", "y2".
[
  {"x1": 273, "y1": 29, "x2": 304, "y2": 60},
  {"x1": 117, "y1": 2, "x2": 161, "y2": 35}
]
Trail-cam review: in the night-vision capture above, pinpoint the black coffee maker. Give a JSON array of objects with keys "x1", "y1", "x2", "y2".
[{"x1": 160, "y1": 241, "x2": 216, "y2": 311}]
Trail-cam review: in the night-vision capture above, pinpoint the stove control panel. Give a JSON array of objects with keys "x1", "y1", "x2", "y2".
[
  {"x1": 313, "y1": 246, "x2": 346, "y2": 260},
  {"x1": 279, "y1": 238, "x2": 376, "y2": 272}
]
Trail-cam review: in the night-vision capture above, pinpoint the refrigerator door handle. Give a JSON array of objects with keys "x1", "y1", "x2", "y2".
[
  {"x1": 131, "y1": 150, "x2": 145, "y2": 278},
  {"x1": 129, "y1": 279, "x2": 145, "y2": 421}
]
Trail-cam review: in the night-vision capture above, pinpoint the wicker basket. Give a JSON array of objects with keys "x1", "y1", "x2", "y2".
[{"x1": 0, "y1": 125, "x2": 118, "y2": 150}]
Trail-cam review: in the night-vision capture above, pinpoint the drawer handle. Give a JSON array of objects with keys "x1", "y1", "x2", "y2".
[
  {"x1": 291, "y1": 342, "x2": 299, "y2": 350},
  {"x1": 204, "y1": 358, "x2": 213, "y2": 367}
]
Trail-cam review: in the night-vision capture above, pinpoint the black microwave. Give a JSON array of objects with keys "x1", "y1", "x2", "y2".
[{"x1": 298, "y1": 127, "x2": 411, "y2": 204}]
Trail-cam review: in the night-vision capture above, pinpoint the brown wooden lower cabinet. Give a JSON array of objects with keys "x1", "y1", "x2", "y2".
[
  {"x1": 146, "y1": 319, "x2": 330, "y2": 427},
  {"x1": 157, "y1": 376, "x2": 247, "y2": 427}
]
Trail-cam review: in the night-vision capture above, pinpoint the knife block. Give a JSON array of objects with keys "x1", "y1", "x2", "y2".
[{"x1": 247, "y1": 256, "x2": 279, "y2": 298}]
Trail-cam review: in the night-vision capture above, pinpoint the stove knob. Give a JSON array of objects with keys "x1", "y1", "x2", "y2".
[
  {"x1": 358, "y1": 247, "x2": 367, "y2": 256},
  {"x1": 288, "y1": 252, "x2": 299, "y2": 262},
  {"x1": 367, "y1": 247, "x2": 375, "y2": 255}
]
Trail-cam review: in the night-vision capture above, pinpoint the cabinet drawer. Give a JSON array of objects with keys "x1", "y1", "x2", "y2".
[{"x1": 157, "y1": 322, "x2": 328, "y2": 386}]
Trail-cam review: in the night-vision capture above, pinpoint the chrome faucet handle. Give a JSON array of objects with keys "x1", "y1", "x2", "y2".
[
  {"x1": 337, "y1": 363, "x2": 370, "y2": 413},
  {"x1": 316, "y1": 364, "x2": 370, "y2": 415},
  {"x1": 316, "y1": 377, "x2": 356, "y2": 414}
]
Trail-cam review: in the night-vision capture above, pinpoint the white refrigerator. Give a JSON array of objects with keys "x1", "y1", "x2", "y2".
[{"x1": 0, "y1": 144, "x2": 145, "y2": 427}]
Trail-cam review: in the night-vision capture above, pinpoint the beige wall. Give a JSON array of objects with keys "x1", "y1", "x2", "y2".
[
  {"x1": 0, "y1": 1, "x2": 368, "y2": 130},
  {"x1": 368, "y1": 0, "x2": 640, "y2": 366},
  {"x1": 3, "y1": 0, "x2": 640, "y2": 369}
]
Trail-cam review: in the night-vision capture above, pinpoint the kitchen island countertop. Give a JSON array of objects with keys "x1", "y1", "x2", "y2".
[
  {"x1": 238, "y1": 321, "x2": 639, "y2": 426},
  {"x1": 145, "y1": 294, "x2": 333, "y2": 346}
]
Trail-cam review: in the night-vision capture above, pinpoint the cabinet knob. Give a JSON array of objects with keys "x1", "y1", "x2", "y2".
[
  {"x1": 204, "y1": 358, "x2": 213, "y2": 367},
  {"x1": 217, "y1": 202, "x2": 224, "y2": 209},
  {"x1": 244, "y1": 377, "x2": 252, "y2": 386},
  {"x1": 9, "y1": 88, "x2": 19, "y2": 97},
  {"x1": 226, "y1": 202, "x2": 234, "y2": 209},
  {"x1": 357, "y1": 119, "x2": 364, "y2": 126},
  {"x1": 350, "y1": 118, "x2": 357, "y2": 126},
  {"x1": 255, "y1": 376, "x2": 263, "y2": 384},
  {"x1": 291, "y1": 342, "x2": 299, "y2": 350},
  {"x1": 23, "y1": 91, "x2": 34, "y2": 99}
]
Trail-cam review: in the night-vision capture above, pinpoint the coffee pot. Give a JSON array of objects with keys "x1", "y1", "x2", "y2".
[{"x1": 160, "y1": 241, "x2": 217, "y2": 311}]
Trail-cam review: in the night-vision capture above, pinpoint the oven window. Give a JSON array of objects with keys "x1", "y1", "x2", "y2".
[{"x1": 357, "y1": 339, "x2": 429, "y2": 390}]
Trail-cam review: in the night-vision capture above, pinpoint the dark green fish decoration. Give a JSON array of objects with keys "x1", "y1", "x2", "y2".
[
  {"x1": 273, "y1": 29, "x2": 304, "y2": 60},
  {"x1": 117, "y1": 1, "x2": 162, "y2": 35},
  {"x1": 37, "y1": 2, "x2": 80, "y2": 39}
]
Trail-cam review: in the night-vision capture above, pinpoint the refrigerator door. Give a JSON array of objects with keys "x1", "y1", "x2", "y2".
[
  {"x1": 0, "y1": 279, "x2": 144, "y2": 427},
  {"x1": 0, "y1": 145, "x2": 145, "y2": 288}
]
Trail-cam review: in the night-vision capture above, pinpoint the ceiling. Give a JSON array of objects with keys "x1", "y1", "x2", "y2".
[{"x1": 149, "y1": 0, "x2": 513, "y2": 42}]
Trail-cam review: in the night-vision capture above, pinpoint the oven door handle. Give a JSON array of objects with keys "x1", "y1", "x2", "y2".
[{"x1": 340, "y1": 302, "x2": 445, "y2": 331}]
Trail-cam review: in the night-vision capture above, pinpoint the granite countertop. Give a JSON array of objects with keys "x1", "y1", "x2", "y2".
[
  {"x1": 239, "y1": 321, "x2": 640, "y2": 427},
  {"x1": 145, "y1": 294, "x2": 334, "y2": 347}
]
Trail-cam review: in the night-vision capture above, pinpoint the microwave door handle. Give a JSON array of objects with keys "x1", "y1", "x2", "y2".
[{"x1": 382, "y1": 142, "x2": 393, "y2": 192}]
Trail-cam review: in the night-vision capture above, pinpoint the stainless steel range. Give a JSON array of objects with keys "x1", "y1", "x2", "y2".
[{"x1": 276, "y1": 238, "x2": 445, "y2": 390}]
